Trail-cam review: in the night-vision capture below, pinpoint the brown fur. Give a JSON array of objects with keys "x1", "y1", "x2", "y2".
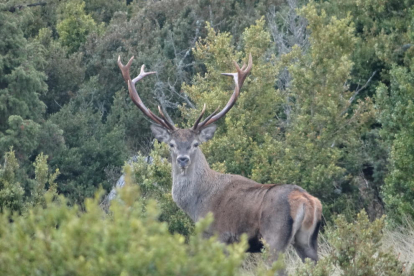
[
  {"x1": 122, "y1": 56, "x2": 322, "y2": 270},
  {"x1": 150, "y1": 125, "x2": 323, "y2": 268}
]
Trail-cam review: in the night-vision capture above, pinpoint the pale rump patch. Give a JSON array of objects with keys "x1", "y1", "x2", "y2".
[
  {"x1": 313, "y1": 197, "x2": 322, "y2": 221},
  {"x1": 288, "y1": 190, "x2": 321, "y2": 230}
]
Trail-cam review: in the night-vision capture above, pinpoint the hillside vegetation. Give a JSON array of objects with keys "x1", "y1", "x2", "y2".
[{"x1": 1, "y1": 0, "x2": 414, "y2": 274}]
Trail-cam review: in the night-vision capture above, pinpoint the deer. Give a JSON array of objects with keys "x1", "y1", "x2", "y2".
[{"x1": 117, "y1": 54, "x2": 322, "y2": 264}]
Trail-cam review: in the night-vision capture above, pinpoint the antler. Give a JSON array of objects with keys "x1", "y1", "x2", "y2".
[
  {"x1": 192, "y1": 53, "x2": 253, "y2": 131},
  {"x1": 117, "y1": 56, "x2": 176, "y2": 131}
]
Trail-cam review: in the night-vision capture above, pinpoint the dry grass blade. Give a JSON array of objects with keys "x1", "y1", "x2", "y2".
[{"x1": 383, "y1": 219, "x2": 414, "y2": 274}]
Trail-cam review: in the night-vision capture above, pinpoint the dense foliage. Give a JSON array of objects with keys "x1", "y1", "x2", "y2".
[
  {"x1": 295, "y1": 210, "x2": 403, "y2": 275},
  {"x1": 1, "y1": 0, "x2": 414, "y2": 273},
  {"x1": 1, "y1": 149, "x2": 405, "y2": 275},
  {"x1": 0, "y1": 169, "x2": 248, "y2": 275}
]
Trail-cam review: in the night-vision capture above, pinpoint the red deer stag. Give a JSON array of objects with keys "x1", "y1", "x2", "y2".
[{"x1": 117, "y1": 54, "x2": 322, "y2": 263}]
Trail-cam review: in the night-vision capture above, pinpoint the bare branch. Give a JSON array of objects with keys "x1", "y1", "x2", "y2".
[
  {"x1": 340, "y1": 71, "x2": 377, "y2": 117},
  {"x1": 267, "y1": 0, "x2": 309, "y2": 127},
  {"x1": 348, "y1": 71, "x2": 377, "y2": 104}
]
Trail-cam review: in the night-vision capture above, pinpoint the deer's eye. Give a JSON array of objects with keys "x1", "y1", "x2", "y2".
[
  {"x1": 193, "y1": 142, "x2": 199, "y2": 148},
  {"x1": 169, "y1": 143, "x2": 174, "y2": 148}
]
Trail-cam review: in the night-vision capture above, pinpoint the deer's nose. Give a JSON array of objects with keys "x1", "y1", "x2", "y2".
[{"x1": 177, "y1": 156, "x2": 190, "y2": 167}]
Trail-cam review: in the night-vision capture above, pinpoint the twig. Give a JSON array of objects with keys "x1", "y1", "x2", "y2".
[
  {"x1": 340, "y1": 71, "x2": 377, "y2": 117},
  {"x1": 348, "y1": 71, "x2": 377, "y2": 104}
]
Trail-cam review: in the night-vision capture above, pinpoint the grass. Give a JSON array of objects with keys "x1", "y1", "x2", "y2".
[
  {"x1": 383, "y1": 220, "x2": 414, "y2": 274},
  {"x1": 239, "y1": 234, "x2": 335, "y2": 276},
  {"x1": 239, "y1": 220, "x2": 414, "y2": 276}
]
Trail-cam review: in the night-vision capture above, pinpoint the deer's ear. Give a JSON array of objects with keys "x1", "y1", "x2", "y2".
[
  {"x1": 151, "y1": 124, "x2": 171, "y2": 143},
  {"x1": 199, "y1": 124, "x2": 217, "y2": 142}
]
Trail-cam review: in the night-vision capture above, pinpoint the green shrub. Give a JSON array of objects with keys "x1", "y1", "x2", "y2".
[
  {"x1": 0, "y1": 150, "x2": 25, "y2": 214},
  {"x1": 57, "y1": 0, "x2": 103, "y2": 53},
  {"x1": 0, "y1": 149, "x2": 60, "y2": 214},
  {"x1": 295, "y1": 210, "x2": 402, "y2": 276},
  {"x1": 0, "y1": 166, "x2": 247, "y2": 276},
  {"x1": 328, "y1": 211, "x2": 401, "y2": 275},
  {"x1": 377, "y1": 65, "x2": 414, "y2": 224}
]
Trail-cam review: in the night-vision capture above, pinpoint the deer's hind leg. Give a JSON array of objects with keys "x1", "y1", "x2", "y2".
[
  {"x1": 259, "y1": 211, "x2": 293, "y2": 276},
  {"x1": 292, "y1": 220, "x2": 320, "y2": 262},
  {"x1": 260, "y1": 201, "x2": 294, "y2": 263}
]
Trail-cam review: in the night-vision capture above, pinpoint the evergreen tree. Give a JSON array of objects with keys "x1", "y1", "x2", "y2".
[
  {"x1": 36, "y1": 27, "x2": 85, "y2": 114},
  {"x1": 50, "y1": 99, "x2": 128, "y2": 204},
  {"x1": 321, "y1": 0, "x2": 414, "y2": 222},
  {"x1": 184, "y1": 10, "x2": 374, "y2": 221},
  {"x1": 0, "y1": 7, "x2": 47, "y2": 161},
  {"x1": 0, "y1": 150, "x2": 25, "y2": 214},
  {"x1": 57, "y1": 0, "x2": 103, "y2": 54},
  {"x1": 377, "y1": 65, "x2": 414, "y2": 223}
]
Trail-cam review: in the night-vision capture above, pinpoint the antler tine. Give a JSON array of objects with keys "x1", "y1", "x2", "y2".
[
  {"x1": 118, "y1": 56, "x2": 176, "y2": 131},
  {"x1": 157, "y1": 105, "x2": 176, "y2": 130},
  {"x1": 118, "y1": 56, "x2": 134, "y2": 83},
  {"x1": 191, "y1": 104, "x2": 206, "y2": 130},
  {"x1": 200, "y1": 106, "x2": 220, "y2": 125},
  {"x1": 195, "y1": 53, "x2": 253, "y2": 130}
]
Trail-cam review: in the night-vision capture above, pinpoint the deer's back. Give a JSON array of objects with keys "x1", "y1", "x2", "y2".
[{"x1": 208, "y1": 174, "x2": 321, "y2": 244}]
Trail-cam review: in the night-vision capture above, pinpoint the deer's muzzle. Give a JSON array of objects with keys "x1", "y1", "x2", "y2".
[{"x1": 177, "y1": 156, "x2": 190, "y2": 168}]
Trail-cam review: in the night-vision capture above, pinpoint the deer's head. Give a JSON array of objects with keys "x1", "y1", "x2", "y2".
[
  {"x1": 117, "y1": 54, "x2": 252, "y2": 172},
  {"x1": 149, "y1": 125, "x2": 217, "y2": 171}
]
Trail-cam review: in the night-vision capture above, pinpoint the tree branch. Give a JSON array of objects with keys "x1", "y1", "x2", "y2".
[
  {"x1": 348, "y1": 71, "x2": 377, "y2": 104},
  {"x1": 340, "y1": 71, "x2": 376, "y2": 117}
]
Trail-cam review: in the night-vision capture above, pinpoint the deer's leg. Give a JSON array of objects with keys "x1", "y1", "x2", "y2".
[
  {"x1": 261, "y1": 230, "x2": 290, "y2": 276},
  {"x1": 292, "y1": 221, "x2": 320, "y2": 263},
  {"x1": 259, "y1": 195, "x2": 295, "y2": 261},
  {"x1": 293, "y1": 239, "x2": 318, "y2": 262},
  {"x1": 261, "y1": 231, "x2": 291, "y2": 261},
  {"x1": 293, "y1": 243, "x2": 318, "y2": 263},
  {"x1": 260, "y1": 213, "x2": 293, "y2": 269}
]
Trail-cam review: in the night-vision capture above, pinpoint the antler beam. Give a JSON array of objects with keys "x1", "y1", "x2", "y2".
[
  {"x1": 192, "y1": 53, "x2": 253, "y2": 131},
  {"x1": 117, "y1": 56, "x2": 176, "y2": 131}
]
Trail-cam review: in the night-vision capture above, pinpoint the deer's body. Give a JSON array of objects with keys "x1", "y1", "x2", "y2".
[
  {"x1": 169, "y1": 129, "x2": 322, "y2": 260},
  {"x1": 118, "y1": 54, "x2": 322, "y2": 264}
]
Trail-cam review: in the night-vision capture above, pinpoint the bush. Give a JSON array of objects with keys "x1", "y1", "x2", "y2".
[
  {"x1": 295, "y1": 210, "x2": 402, "y2": 276},
  {"x1": 0, "y1": 149, "x2": 59, "y2": 214},
  {"x1": 377, "y1": 65, "x2": 414, "y2": 224},
  {"x1": 0, "y1": 167, "x2": 247, "y2": 276},
  {"x1": 0, "y1": 150, "x2": 25, "y2": 214},
  {"x1": 57, "y1": 0, "x2": 103, "y2": 53}
]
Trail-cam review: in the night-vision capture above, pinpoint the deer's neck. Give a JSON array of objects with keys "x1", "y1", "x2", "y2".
[{"x1": 171, "y1": 149, "x2": 223, "y2": 221}]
